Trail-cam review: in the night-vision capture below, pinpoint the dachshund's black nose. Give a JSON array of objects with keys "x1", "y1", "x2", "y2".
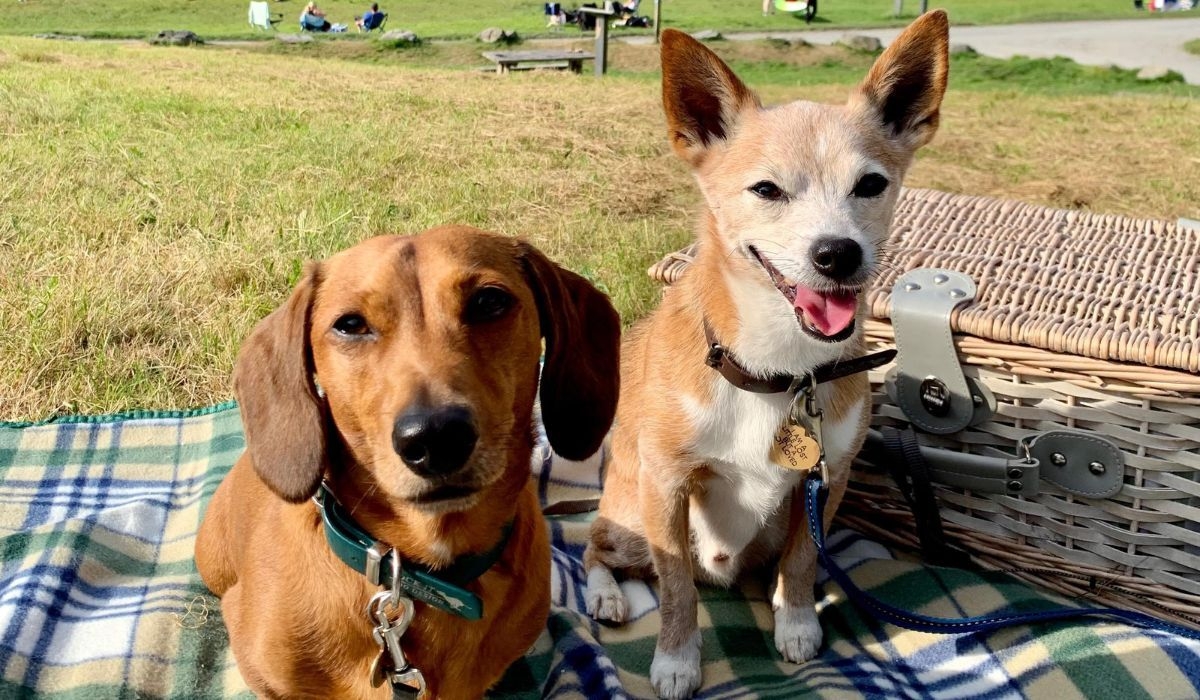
[{"x1": 392, "y1": 405, "x2": 477, "y2": 478}]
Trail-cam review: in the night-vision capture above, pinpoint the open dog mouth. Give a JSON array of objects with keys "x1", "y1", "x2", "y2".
[{"x1": 747, "y1": 245, "x2": 860, "y2": 343}]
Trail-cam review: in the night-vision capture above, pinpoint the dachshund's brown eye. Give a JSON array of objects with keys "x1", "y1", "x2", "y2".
[
  {"x1": 333, "y1": 313, "x2": 370, "y2": 336},
  {"x1": 852, "y1": 173, "x2": 889, "y2": 198},
  {"x1": 465, "y1": 286, "x2": 514, "y2": 324}
]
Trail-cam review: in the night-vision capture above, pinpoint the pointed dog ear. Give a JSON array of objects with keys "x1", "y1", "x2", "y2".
[
  {"x1": 849, "y1": 10, "x2": 949, "y2": 150},
  {"x1": 660, "y1": 28, "x2": 760, "y2": 168},
  {"x1": 519, "y1": 244, "x2": 620, "y2": 461},
  {"x1": 234, "y1": 265, "x2": 327, "y2": 502}
]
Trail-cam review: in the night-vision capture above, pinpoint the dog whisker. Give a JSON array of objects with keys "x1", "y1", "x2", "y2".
[
  {"x1": 739, "y1": 238, "x2": 787, "y2": 262},
  {"x1": 348, "y1": 481, "x2": 379, "y2": 517}
]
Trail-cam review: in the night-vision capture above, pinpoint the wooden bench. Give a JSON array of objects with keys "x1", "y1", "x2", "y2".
[{"x1": 481, "y1": 50, "x2": 594, "y2": 75}]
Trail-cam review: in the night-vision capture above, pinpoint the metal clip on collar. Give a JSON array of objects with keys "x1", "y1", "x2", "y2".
[
  {"x1": 789, "y1": 374, "x2": 828, "y2": 486},
  {"x1": 367, "y1": 554, "x2": 427, "y2": 698},
  {"x1": 367, "y1": 591, "x2": 427, "y2": 698}
]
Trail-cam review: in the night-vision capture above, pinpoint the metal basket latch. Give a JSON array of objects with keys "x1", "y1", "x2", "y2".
[
  {"x1": 885, "y1": 268, "x2": 994, "y2": 435},
  {"x1": 1026, "y1": 431, "x2": 1125, "y2": 499}
]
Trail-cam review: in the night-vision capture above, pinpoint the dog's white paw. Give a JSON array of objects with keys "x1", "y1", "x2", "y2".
[
  {"x1": 774, "y1": 605, "x2": 823, "y2": 664},
  {"x1": 650, "y1": 630, "x2": 702, "y2": 699},
  {"x1": 585, "y1": 566, "x2": 628, "y2": 623}
]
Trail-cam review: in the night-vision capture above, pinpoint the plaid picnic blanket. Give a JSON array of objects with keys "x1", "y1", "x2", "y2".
[{"x1": 2, "y1": 404, "x2": 1199, "y2": 699}]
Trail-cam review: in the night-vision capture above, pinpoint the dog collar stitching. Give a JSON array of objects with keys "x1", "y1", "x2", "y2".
[
  {"x1": 314, "y1": 483, "x2": 512, "y2": 621},
  {"x1": 703, "y1": 321, "x2": 897, "y2": 394}
]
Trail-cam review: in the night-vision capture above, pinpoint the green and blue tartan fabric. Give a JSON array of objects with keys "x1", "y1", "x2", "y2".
[{"x1": 1, "y1": 404, "x2": 1198, "y2": 699}]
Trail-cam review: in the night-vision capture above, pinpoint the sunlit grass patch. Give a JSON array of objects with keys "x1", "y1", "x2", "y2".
[{"x1": 1, "y1": 37, "x2": 1197, "y2": 420}]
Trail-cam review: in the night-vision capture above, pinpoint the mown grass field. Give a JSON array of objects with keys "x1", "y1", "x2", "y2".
[
  {"x1": 7, "y1": 0, "x2": 1183, "y2": 40},
  {"x1": 2, "y1": 37, "x2": 1198, "y2": 421}
]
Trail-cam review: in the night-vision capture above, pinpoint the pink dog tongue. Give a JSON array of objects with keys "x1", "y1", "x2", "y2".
[{"x1": 794, "y1": 286, "x2": 858, "y2": 336}]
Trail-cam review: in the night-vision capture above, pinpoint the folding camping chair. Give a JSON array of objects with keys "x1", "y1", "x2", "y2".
[
  {"x1": 359, "y1": 11, "x2": 387, "y2": 31},
  {"x1": 248, "y1": 1, "x2": 281, "y2": 30}
]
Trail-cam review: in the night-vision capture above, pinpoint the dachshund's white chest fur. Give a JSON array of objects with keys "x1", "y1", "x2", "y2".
[{"x1": 681, "y1": 382, "x2": 865, "y2": 585}]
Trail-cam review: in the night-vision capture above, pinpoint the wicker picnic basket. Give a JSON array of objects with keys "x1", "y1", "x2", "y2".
[{"x1": 649, "y1": 187, "x2": 1200, "y2": 630}]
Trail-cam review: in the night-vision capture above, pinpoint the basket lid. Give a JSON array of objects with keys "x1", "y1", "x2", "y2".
[{"x1": 869, "y1": 188, "x2": 1200, "y2": 373}]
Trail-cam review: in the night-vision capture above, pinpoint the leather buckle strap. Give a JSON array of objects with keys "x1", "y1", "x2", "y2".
[
  {"x1": 879, "y1": 427, "x2": 969, "y2": 568},
  {"x1": 704, "y1": 322, "x2": 795, "y2": 393},
  {"x1": 703, "y1": 320, "x2": 897, "y2": 395}
]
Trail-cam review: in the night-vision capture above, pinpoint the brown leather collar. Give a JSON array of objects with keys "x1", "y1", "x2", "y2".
[{"x1": 703, "y1": 321, "x2": 897, "y2": 394}]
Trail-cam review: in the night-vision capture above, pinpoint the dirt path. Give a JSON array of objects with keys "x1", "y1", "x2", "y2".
[{"x1": 623, "y1": 17, "x2": 1200, "y2": 84}]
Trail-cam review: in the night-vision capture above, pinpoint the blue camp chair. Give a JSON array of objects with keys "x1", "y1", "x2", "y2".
[{"x1": 359, "y1": 11, "x2": 387, "y2": 31}]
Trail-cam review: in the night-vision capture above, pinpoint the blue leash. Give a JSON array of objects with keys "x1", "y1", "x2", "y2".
[{"x1": 803, "y1": 475, "x2": 1200, "y2": 641}]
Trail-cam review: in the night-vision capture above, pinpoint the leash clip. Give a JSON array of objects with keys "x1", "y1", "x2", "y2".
[
  {"x1": 367, "y1": 590, "x2": 426, "y2": 697},
  {"x1": 789, "y1": 376, "x2": 828, "y2": 487},
  {"x1": 785, "y1": 372, "x2": 813, "y2": 397},
  {"x1": 389, "y1": 666, "x2": 428, "y2": 699}
]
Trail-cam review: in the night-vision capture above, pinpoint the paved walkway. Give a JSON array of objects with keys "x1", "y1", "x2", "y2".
[{"x1": 624, "y1": 17, "x2": 1200, "y2": 84}]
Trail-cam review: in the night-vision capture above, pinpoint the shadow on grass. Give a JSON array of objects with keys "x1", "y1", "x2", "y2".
[{"x1": 791, "y1": 14, "x2": 832, "y2": 25}]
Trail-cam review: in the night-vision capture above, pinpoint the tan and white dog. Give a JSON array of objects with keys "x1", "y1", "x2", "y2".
[{"x1": 582, "y1": 12, "x2": 949, "y2": 699}]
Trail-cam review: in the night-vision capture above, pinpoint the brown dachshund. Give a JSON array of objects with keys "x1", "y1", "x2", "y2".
[{"x1": 196, "y1": 226, "x2": 621, "y2": 699}]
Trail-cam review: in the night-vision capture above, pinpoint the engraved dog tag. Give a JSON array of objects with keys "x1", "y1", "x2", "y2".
[{"x1": 769, "y1": 421, "x2": 821, "y2": 471}]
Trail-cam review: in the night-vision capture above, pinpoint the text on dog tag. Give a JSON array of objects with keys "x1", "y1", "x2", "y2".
[{"x1": 769, "y1": 421, "x2": 821, "y2": 471}]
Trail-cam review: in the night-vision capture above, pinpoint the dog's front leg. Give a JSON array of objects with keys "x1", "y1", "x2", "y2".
[
  {"x1": 640, "y1": 462, "x2": 702, "y2": 699},
  {"x1": 772, "y1": 469, "x2": 849, "y2": 664}
]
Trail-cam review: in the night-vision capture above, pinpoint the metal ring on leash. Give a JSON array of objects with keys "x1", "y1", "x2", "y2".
[{"x1": 366, "y1": 584, "x2": 425, "y2": 696}]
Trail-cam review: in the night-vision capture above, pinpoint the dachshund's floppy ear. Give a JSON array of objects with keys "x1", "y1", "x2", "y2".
[
  {"x1": 519, "y1": 244, "x2": 621, "y2": 461},
  {"x1": 233, "y1": 265, "x2": 327, "y2": 502}
]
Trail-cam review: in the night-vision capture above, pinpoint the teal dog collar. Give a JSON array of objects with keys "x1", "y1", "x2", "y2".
[{"x1": 314, "y1": 483, "x2": 511, "y2": 621}]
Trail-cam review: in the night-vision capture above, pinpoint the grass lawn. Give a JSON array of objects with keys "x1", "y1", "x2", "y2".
[
  {"x1": 1187, "y1": 38, "x2": 1200, "y2": 54},
  {"x1": 6, "y1": 0, "x2": 1183, "y2": 41},
  {"x1": 2, "y1": 37, "x2": 1198, "y2": 420}
]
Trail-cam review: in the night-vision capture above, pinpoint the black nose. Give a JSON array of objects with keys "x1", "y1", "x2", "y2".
[
  {"x1": 392, "y1": 405, "x2": 478, "y2": 478},
  {"x1": 809, "y1": 238, "x2": 863, "y2": 281}
]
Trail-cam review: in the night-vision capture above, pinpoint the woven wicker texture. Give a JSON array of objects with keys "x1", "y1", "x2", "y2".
[
  {"x1": 646, "y1": 188, "x2": 1200, "y2": 629},
  {"x1": 877, "y1": 188, "x2": 1200, "y2": 374}
]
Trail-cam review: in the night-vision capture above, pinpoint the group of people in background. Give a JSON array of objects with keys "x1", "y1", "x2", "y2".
[{"x1": 299, "y1": 2, "x2": 386, "y2": 32}]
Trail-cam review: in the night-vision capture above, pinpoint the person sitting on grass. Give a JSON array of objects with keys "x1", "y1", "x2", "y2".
[
  {"x1": 355, "y1": 3, "x2": 385, "y2": 31},
  {"x1": 300, "y1": 1, "x2": 331, "y2": 31}
]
